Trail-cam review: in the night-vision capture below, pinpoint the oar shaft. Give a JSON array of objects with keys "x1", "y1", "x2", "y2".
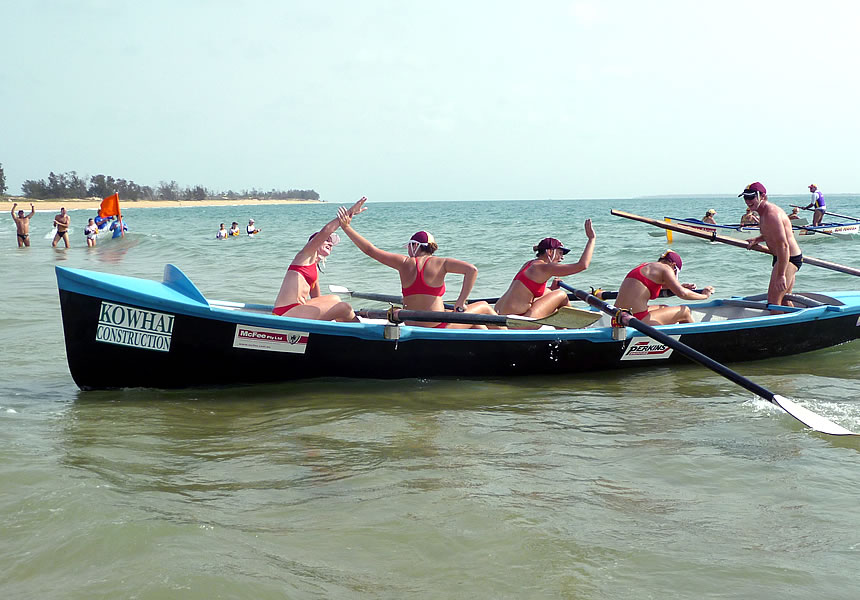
[
  {"x1": 357, "y1": 307, "x2": 507, "y2": 326},
  {"x1": 557, "y1": 283, "x2": 775, "y2": 400},
  {"x1": 464, "y1": 287, "x2": 691, "y2": 304},
  {"x1": 611, "y1": 209, "x2": 860, "y2": 277}
]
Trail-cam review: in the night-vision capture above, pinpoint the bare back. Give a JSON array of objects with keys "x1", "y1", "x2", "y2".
[{"x1": 399, "y1": 255, "x2": 447, "y2": 311}]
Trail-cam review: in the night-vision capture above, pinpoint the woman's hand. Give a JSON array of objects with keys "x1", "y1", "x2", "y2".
[
  {"x1": 348, "y1": 196, "x2": 368, "y2": 217},
  {"x1": 337, "y1": 206, "x2": 352, "y2": 227},
  {"x1": 550, "y1": 278, "x2": 562, "y2": 290},
  {"x1": 584, "y1": 218, "x2": 595, "y2": 239}
]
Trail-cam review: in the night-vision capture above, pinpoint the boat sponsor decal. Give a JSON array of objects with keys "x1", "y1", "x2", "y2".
[
  {"x1": 620, "y1": 335, "x2": 681, "y2": 361},
  {"x1": 96, "y1": 302, "x2": 174, "y2": 352},
  {"x1": 233, "y1": 325, "x2": 309, "y2": 353}
]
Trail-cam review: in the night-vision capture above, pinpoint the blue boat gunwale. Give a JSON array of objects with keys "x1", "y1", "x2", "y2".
[{"x1": 55, "y1": 265, "x2": 860, "y2": 343}]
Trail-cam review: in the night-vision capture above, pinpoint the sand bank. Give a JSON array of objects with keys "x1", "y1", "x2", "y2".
[{"x1": 6, "y1": 198, "x2": 323, "y2": 212}]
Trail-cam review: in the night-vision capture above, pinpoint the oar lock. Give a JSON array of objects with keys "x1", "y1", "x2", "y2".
[
  {"x1": 383, "y1": 304, "x2": 402, "y2": 341},
  {"x1": 611, "y1": 309, "x2": 632, "y2": 340}
]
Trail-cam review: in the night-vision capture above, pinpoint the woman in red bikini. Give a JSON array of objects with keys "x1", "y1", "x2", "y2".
[
  {"x1": 613, "y1": 250, "x2": 714, "y2": 325},
  {"x1": 271, "y1": 198, "x2": 366, "y2": 322},
  {"x1": 494, "y1": 220, "x2": 596, "y2": 321},
  {"x1": 336, "y1": 199, "x2": 496, "y2": 329}
]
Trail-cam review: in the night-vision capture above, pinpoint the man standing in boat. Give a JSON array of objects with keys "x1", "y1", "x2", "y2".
[
  {"x1": 741, "y1": 182, "x2": 802, "y2": 309},
  {"x1": 803, "y1": 184, "x2": 825, "y2": 226}
]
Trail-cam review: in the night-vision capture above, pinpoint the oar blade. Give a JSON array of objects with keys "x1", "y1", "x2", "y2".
[
  {"x1": 545, "y1": 306, "x2": 602, "y2": 329},
  {"x1": 328, "y1": 284, "x2": 351, "y2": 295},
  {"x1": 770, "y1": 395, "x2": 859, "y2": 436},
  {"x1": 506, "y1": 306, "x2": 603, "y2": 329}
]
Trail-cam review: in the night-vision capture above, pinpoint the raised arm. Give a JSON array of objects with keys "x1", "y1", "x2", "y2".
[
  {"x1": 337, "y1": 205, "x2": 405, "y2": 270},
  {"x1": 10, "y1": 203, "x2": 16, "y2": 219},
  {"x1": 28, "y1": 204, "x2": 35, "y2": 218},
  {"x1": 547, "y1": 219, "x2": 596, "y2": 277}
]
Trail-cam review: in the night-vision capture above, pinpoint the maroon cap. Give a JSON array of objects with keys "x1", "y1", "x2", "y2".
[
  {"x1": 535, "y1": 237, "x2": 571, "y2": 255},
  {"x1": 739, "y1": 182, "x2": 767, "y2": 198},
  {"x1": 409, "y1": 231, "x2": 436, "y2": 245},
  {"x1": 660, "y1": 250, "x2": 682, "y2": 270}
]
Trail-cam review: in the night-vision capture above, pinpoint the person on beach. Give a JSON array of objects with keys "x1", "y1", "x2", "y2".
[
  {"x1": 740, "y1": 207, "x2": 760, "y2": 226},
  {"x1": 11, "y1": 203, "x2": 36, "y2": 247},
  {"x1": 271, "y1": 199, "x2": 365, "y2": 322},
  {"x1": 336, "y1": 197, "x2": 497, "y2": 329},
  {"x1": 247, "y1": 219, "x2": 261, "y2": 236},
  {"x1": 613, "y1": 250, "x2": 715, "y2": 325},
  {"x1": 229, "y1": 222, "x2": 240, "y2": 236},
  {"x1": 741, "y1": 181, "x2": 803, "y2": 309},
  {"x1": 804, "y1": 184, "x2": 825, "y2": 226},
  {"x1": 52, "y1": 207, "x2": 70, "y2": 248},
  {"x1": 216, "y1": 223, "x2": 228, "y2": 239},
  {"x1": 84, "y1": 218, "x2": 98, "y2": 247},
  {"x1": 493, "y1": 221, "x2": 596, "y2": 321},
  {"x1": 702, "y1": 209, "x2": 717, "y2": 224}
]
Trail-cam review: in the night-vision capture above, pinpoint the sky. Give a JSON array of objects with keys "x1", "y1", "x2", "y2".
[{"x1": 2, "y1": 0, "x2": 860, "y2": 202}]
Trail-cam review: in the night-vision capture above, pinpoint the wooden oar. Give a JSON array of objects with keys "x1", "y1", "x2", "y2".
[
  {"x1": 557, "y1": 282, "x2": 857, "y2": 436},
  {"x1": 791, "y1": 204, "x2": 860, "y2": 223},
  {"x1": 356, "y1": 306, "x2": 601, "y2": 329},
  {"x1": 611, "y1": 209, "x2": 860, "y2": 277},
  {"x1": 328, "y1": 285, "x2": 406, "y2": 305}
]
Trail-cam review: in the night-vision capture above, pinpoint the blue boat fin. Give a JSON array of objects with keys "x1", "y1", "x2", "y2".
[{"x1": 162, "y1": 264, "x2": 209, "y2": 306}]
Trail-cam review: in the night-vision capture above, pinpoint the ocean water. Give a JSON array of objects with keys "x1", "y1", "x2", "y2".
[{"x1": 2, "y1": 196, "x2": 860, "y2": 599}]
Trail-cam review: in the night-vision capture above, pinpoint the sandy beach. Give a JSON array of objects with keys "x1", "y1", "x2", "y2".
[{"x1": 5, "y1": 197, "x2": 323, "y2": 212}]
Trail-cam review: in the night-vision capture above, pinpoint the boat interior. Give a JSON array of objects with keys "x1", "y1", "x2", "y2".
[{"x1": 207, "y1": 292, "x2": 844, "y2": 330}]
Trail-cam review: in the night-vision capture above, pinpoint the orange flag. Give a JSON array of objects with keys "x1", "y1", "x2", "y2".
[{"x1": 99, "y1": 193, "x2": 121, "y2": 218}]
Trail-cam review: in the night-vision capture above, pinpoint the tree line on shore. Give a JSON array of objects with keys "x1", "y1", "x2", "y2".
[{"x1": 0, "y1": 165, "x2": 319, "y2": 202}]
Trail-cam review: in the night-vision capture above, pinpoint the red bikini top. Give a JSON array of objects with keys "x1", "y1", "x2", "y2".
[
  {"x1": 402, "y1": 257, "x2": 445, "y2": 297},
  {"x1": 512, "y1": 260, "x2": 547, "y2": 298},
  {"x1": 626, "y1": 263, "x2": 662, "y2": 299},
  {"x1": 288, "y1": 263, "x2": 319, "y2": 286}
]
